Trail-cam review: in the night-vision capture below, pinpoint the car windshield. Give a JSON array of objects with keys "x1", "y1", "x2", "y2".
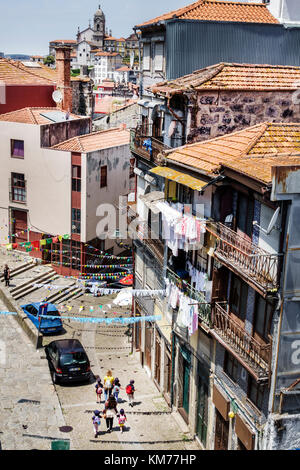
[
  {"x1": 60, "y1": 352, "x2": 88, "y2": 366},
  {"x1": 44, "y1": 309, "x2": 59, "y2": 317}
]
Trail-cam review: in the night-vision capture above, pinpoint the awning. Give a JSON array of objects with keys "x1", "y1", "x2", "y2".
[
  {"x1": 139, "y1": 191, "x2": 164, "y2": 214},
  {"x1": 150, "y1": 167, "x2": 208, "y2": 191}
]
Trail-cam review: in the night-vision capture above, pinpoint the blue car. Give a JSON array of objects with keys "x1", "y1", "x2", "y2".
[{"x1": 21, "y1": 302, "x2": 63, "y2": 334}]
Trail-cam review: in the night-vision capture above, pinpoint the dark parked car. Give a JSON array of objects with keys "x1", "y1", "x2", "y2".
[{"x1": 45, "y1": 339, "x2": 91, "y2": 384}]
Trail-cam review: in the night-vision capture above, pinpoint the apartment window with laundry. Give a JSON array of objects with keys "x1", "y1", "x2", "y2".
[
  {"x1": 71, "y1": 208, "x2": 81, "y2": 234},
  {"x1": 100, "y1": 165, "x2": 107, "y2": 188},
  {"x1": 236, "y1": 192, "x2": 254, "y2": 238},
  {"x1": 11, "y1": 139, "x2": 24, "y2": 158},
  {"x1": 11, "y1": 173, "x2": 26, "y2": 202},
  {"x1": 72, "y1": 165, "x2": 81, "y2": 192},
  {"x1": 224, "y1": 351, "x2": 239, "y2": 382},
  {"x1": 230, "y1": 274, "x2": 248, "y2": 322}
]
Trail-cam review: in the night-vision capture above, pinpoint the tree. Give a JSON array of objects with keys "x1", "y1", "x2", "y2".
[{"x1": 43, "y1": 55, "x2": 55, "y2": 66}]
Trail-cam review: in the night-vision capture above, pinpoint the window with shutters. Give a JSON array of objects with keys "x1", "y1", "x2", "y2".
[
  {"x1": 143, "y1": 43, "x2": 150, "y2": 71},
  {"x1": 154, "y1": 42, "x2": 164, "y2": 71}
]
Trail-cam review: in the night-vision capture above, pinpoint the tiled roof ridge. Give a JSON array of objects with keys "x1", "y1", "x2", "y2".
[
  {"x1": 244, "y1": 122, "x2": 269, "y2": 155},
  {"x1": 2, "y1": 58, "x2": 54, "y2": 84},
  {"x1": 164, "y1": 121, "x2": 268, "y2": 155},
  {"x1": 136, "y1": 0, "x2": 277, "y2": 27},
  {"x1": 51, "y1": 127, "x2": 128, "y2": 151}
]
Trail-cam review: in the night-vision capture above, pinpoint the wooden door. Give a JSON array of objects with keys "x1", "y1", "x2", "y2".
[
  {"x1": 215, "y1": 410, "x2": 229, "y2": 451},
  {"x1": 145, "y1": 326, "x2": 152, "y2": 370},
  {"x1": 12, "y1": 210, "x2": 27, "y2": 247}
]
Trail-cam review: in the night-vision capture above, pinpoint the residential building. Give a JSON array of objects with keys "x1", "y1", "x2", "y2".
[
  {"x1": 30, "y1": 56, "x2": 44, "y2": 64},
  {"x1": 0, "y1": 48, "x2": 94, "y2": 117},
  {"x1": 93, "y1": 102, "x2": 140, "y2": 132},
  {"x1": 149, "y1": 62, "x2": 300, "y2": 146},
  {"x1": 131, "y1": 121, "x2": 300, "y2": 450},
  {"x1": 91, "y1": 52, "x2": 123, "y2": 85},
  {"x1": 0, "y1": 106, "x2": 131, "y2": 275}
]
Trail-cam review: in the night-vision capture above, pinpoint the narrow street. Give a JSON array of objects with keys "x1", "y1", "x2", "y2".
[{"x1": 0, "y1": 249, "x2": 199, "y2": 451}]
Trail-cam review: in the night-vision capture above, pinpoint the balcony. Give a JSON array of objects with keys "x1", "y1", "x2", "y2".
[
  {"x1": 130, "y1": 219, "x2": 164, "y2": 264},
  {"x1": 166, "y1": 268, "x2": 212, "y2": 330},
  {"x1": 213, "y1": 302, "x2": 271, "y2": 381},
  {"x1": 208, "y1": 222, "x2": 279, "y2": 296},
  {"x1": 130, "y1": 128, "x2": 167, "y2": 165}
]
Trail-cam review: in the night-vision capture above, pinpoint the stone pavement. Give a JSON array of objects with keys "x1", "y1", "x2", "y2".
[
  {"x1": 0, "y1": 248, "x2": 200, "y2": 451},
  {"x1": 0, "y1": 298, "x2": 70, "y2": 450}
]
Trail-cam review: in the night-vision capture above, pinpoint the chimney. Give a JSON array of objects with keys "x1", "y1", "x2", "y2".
[{"x1": 55, "y1": 46, "x2": 72, "y2": 112}]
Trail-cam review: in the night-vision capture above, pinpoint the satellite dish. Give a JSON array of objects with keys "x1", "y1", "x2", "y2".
[
  {"x1": 266, "y1": 207, "x2": 280, "y2": 235},
  {"x1": 253, "y1": 207, "x2": 280, "y2": 235},
  {"x1": 52, "y1": 90, "x2": 63, "y2": 104}
]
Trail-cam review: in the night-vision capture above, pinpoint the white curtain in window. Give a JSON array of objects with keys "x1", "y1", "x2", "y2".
[
  {"x1": 143, "y1": 44, "x2": 150, "y2": 70},
  {"x1": 154, "y1": 42, "x2": 164, "y2": 71}
]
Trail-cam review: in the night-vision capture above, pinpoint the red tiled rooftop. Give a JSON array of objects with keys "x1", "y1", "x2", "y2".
[
  {"x1": 0, "y1": 107, "x2": 83, "y2": 125},
  {"x1": 151, "y1": 62, "x2": 300, "y2": 94},
  {"x1": 165, "y1": 123, "x2": 300, "y2": 183},
  {"x1": 51, "y1": 127, "x2": 130, "y2": 152},
  {"x1": 136, "y1": 0, "x2": 278, "y2": 28}
]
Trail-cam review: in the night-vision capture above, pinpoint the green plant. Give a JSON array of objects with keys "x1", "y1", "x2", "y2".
[{"x1": 43, "y1": 55, "x2": 55, "y2": 66}]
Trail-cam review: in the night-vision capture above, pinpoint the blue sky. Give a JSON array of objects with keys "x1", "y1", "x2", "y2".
[{"x1": 0, "y1": 0, "x2": 187, "y2": 55}]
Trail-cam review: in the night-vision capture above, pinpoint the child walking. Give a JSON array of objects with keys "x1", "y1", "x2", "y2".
[
  {"x1": 92, "y1": 410, "x2": 101, "y2": 438},
  {"x1": 112, "y1": 377, "x2": 121, "y2": 403},
  {"x1": 118, "y1": 409, "x2": 127, "y2": 433},
  {"x1": 95, "y1": 377, "x2": 103, "y2": 404},
  {"x1": 126, "y1": 380, "x2": 136, "y2": 407}
]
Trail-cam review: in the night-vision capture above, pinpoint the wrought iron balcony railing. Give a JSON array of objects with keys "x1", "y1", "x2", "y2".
[
  {"x1": 213, "y1": 302, "x2": 271, "y2": 380},
  {"x1": 130, "y1": 128, "x2": 167, "y2": 164},
  {"x1": 208, "y1": 222, "x2": 279, "y2": 294},
  {"x1": 166, "y1": 268, "x2": 212, "y2": 329}
]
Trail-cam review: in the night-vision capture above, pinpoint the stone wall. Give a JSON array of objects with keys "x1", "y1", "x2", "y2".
[{"x1": 187, "y1": 90, "x2": 300, "y2": 143}]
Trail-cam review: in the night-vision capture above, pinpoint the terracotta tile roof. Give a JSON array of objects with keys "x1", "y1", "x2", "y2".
[
  {"x1": 0, "y1": 107, "x2": 83, "y2": 125},
  {"x1": 0, "y1": 58, "x2": 91, "y2": 84},
  {"x1": 0, "y1": 58, "x2": 54, "y2": 85},
  {"x1": 136, "y1": 0, "x2": 278, "y2": 28},
  {"x1": 223, "y1": 155, "x2": 300, "y2": 184},
  {"x1": 165, "y1": 123, "x2": 300, "y2": 183},
  {"x1": 51, "y1": 127, "x2": 130, "y2": 153},
  {"x1": 50, "y1": 40, "x2": 77, "y2": 44},
  {"x1": 151, "y1": 62, "x2": 300, "y2": 95}
]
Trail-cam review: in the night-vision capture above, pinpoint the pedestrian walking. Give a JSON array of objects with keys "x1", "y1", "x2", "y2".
[
  {"x1": 112, "y1": 377, "x2": 121, "y2": 403},
  {"x1": 92, "y1": 410, "x2": 102, "y2": 438},
  {"x1": 3, "y1": 264, "x2": 10, "y2": 287},
  {"x1": 126, "y1": 380, "x2": 136, "y2": 407},
  {"x1": 103, "y1": 395, "x2": 118, "y2": 433},
  {"x1": 118, "y1": 409, "x2": 127, "y2": 433},
  {"x1": 95, "y1": 377, "x2": 103, "y2": 404},
  {"x1": 103, "y1": 370, "x2": 114, "y2": 401}
]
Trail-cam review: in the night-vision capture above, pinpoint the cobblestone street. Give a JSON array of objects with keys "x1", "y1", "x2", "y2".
[{"x1": 0, "y1": 250, "x2": 200, "y2": 451}]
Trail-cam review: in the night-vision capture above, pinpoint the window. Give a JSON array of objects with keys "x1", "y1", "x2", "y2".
[
  {"x1": 236, "y1": 193, "x2": 254, "y2": 237},
  {"x1": 100, "y1": 165, "x2": 107, "y2": 188},
  {"x1": 143, "y1": 43, "x2": 150, "y2": 71},
  {"x1": 130, "y1": 158, "x2": 135, "y2": 178},
  {"x1": 154, "y1": 42, "x2": 164, "y2": 71},
  {"x1": 11, "y1": 139, "x2": 24, "y2": 158},
  {"x1": 72, "y1": 165, "x2": 81, "y2": 192},
  {"x1": 254, "y1": 294, "x2": 273, "y2": 342},
  {"x1": 71, "y1": 208, "x2": 81, "y2": 234},
  {"x1": 247, "y1": 375, "x2": 264, "y2": 410},
  {"x1": 11, "y1": 173, "x2": 26, "y2": 202},
  {"x1": 224, "y1": 351, "x2": 239, "y2": 382},
  {"x1": 230, "y1": 275, "x2": 248, "y2": 322}
]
